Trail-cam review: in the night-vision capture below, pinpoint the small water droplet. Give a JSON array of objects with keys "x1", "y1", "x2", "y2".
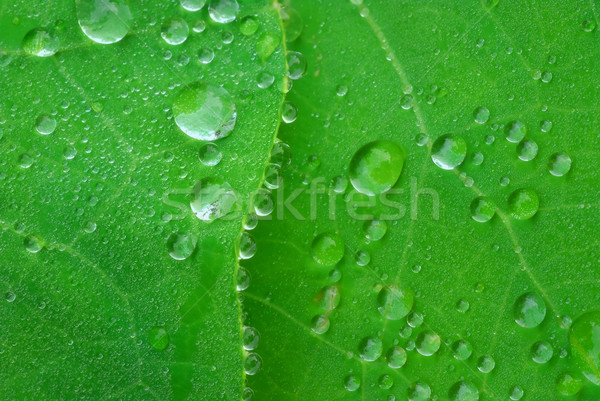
[
  {"x1": 167, "y1": 232, "x2": 196, "y2": 260},
  {"x1": 198, "y1": 143, "x2": 222, "y2": 166},
  {"x1": 555, "y1": 372, "x2": 583, "y2": 396},
  {"x1": 240, "y1": 16, "x2": 259, "y2": 36},
  {"x1": 349, "y1": 141, "x2": 405, "y2": 196},
  {"x1": 280, "y1": 5, "x2": 303, "y2": 42},
  {"x1": 311, "y1": 233, "x2": 344, "y2": 265},
  {"x1": 513, "y1": 292, "x2": 546, "y2": 328},
  {"x1": 509, "y1": 385, "x2": 524, "y2": 400},
  {"x1": 451, "y1": 339, "x2": 473, "y2": 360},
  {"x1": 473, "y1": 106, "x2": 490, "y2": 124},
  {"x1": 180, "y1": 0, "x2": 206, "y2": 12},
  {"x1": 76, "y1": 0, "x2": 132, "y2": 44},
  {"x1": 449, "y1": 381, "x2": 479, "y2": 401},
  {"x1": 190, "y1": 178, "x2": 239, "y2": 221},
  {"x1": 508, "y1": 188, "x2": 539, "y2": 220},
  {"x1": 378, "y1": 285, "x2": 414, "y2": 320},
  {"x1": 244, "y1": 352, "x2": 261, "y2": 375},
  {"x1": 208, "y1": 0, "x2": 239, "y2": 23},
  {"x1": 197, "y1": 48, "x2": 215, "y2": 64},
  {"x1": 582, "y1": 19, "x2": 597, "y2": 32},
  {"x1": 24, "y1": 234, "x2": 43, "y2": 253},
  {"x1": 415, "y1": 331, "x2": 441, "y2": 356},
  {"x1": 431, "y1": 134, "x2": 467, "y2": 170},
  {"x1": 286, "y1": 51, "x2": 306, "y2": 80},
  {"x1": 358, "y1": 336, "x2": 383, "y2": 361},
  {"x1": 504, "y1": 120, "x2": 526, "y2": 143},
  {"x1": 363, "y1": 219, "x2": 387, "y2": 241},
  {"x1": 281, "y1": 102, "x2": 297, "y2": 123},
  {"x1": 257, "y1": 71, "x2": 275, "y2": 88},
  {"x1": 569, "y1": 311, "x2": 600, "y2": 385},
  {"x1": 35, "y1": 114, "x2": 56, "y2": 135},
  {"x1": 531, "y1": 340, "x2": 553, "y2": 363},
  {"x1": 548, "y1": 152, "x2": 572, "y2": 176},
  {"x1": 148, "y1": 326, "x2": 169, "y2": 350},
  {"x1": 386, "y1": 346, "x2": 407, "y2": 369},
  {"x1": 311, "y1": 314, "x2": 330, "y2": 334},
  {"x1": 344, "y1": 375, "x2": 361, "y2": 392},
  {"x1": 470, "y1": 196, "x2": 495, "y2": 223},
  {"x1": 407, "y1": 381, "x2": 431, "y2": 401},
  {"x1": 477, "y1": 355, "x2": 495, "y2": 373},
  {"x1": 161, "y1": 18, "x2": 189, "y2": 45},
  {"x1": 516, "y1": 139, "x2": 538, "y2": 161},
  {"x1": 540, "y1": 120, "x2": 553, "y2": 133},
  {"x1": 5, "y1": 291, "x2": 16, "y2": 303},
  {"x1": 238, "y1": 232, "x2": 256, "y2": 259},
  {"x1": 22, "y1": 28, "x2": 59, "y2": 57},
  {"x1": 242, "y1": 326, "x2": 259, "y2": 350}
]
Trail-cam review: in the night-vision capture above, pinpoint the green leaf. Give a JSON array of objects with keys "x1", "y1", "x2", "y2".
[
  {"x1": 241, "y1": 0, "x2": 600, "y2": 400},
  {"x1": 0, "y1": 0, "x2": 284, "y2": 399}
]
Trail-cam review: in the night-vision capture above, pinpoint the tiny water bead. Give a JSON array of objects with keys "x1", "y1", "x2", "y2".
[
  {"x1": 473, "y1": 106, "x2": 490, "y2": 124},
  {"x1": 311, "y1": 233, "x2": 344, "y2": 266},
  {"x1": 311, "y1": 314, "x2": 330, "y2": 334},
  {"x1": 76, "y1": 0, "x2": 132, "y2": 44},
  {"x1": 190, "y1": 178, "x2": 239, "y2": 221},
  {"x1": 555, "y1": 373, "x2": 583, "y2": 396},
  {"x1": 198, "y1": 143, "x2": 222, "y2": 166},
  {"x1": 569, "y1": 311, "x2": 600, "y2": 385},
  {"x1": 504, "y1": 120, "x2": 527, "y2": 143},
  {"x1": 531, "y1": 340, "x2": 553, "y2": 363},
  {"x1": 173, "y1": 83, "x2": 236, "y2": 141},
  {"x1": 148, "y1": 326, "x2": 169, "y2": 350},
  {"x1": 167, "y1": 232, "x2": 197, "y2": 260},
  {"x1": 349, "y1": 141, "x2": 405, "y2": 196},
  {"x1": 363, "y1": 219, "x2": 387, "y2": 241},
  {"x1": 22, "y1": 28, "x2": 59, "y2": 57},
  {"x1": 470, "y1": 196, "x2": 495, "y2": 223},
  {"x1": 513, "y1": 292, "x2": 546, "y2": 328},
  {"x1": 415, "y1": 331, "x2": 441, "y2": 356},
  {"x1": 24, "y1": 234, "x2": 43, "y2": 253},
  {"x1": 244, "y1": 352, "x2": 261, "y2": 375},
  {"x1": 161, "y1": 18, "x2": 189, "y2": 45},
  {"x1": 35, "y1": 114, "x2": 57, "y2": 135},
  {"x1": 386, "y1": 346, "x2": 407, "y2": 369},
  {"x1": 180, "y1": 0, "x2": 206, "y2": 11},
  {"x1": 451, "y1": 339, "x2": 473, "y2": 360},
  {"x1": 377, "y1": 285, "x2": 414, "y2": 320},
  {"x1": 477, "y1": 355, "x2": 495, "y2": 373},
  {"x1": 508, "y1": 188, "x2": 539, "y2": 220},
  {"x1": 238, "y1": 232, "x2": 256, "y2": 260},
  {"x1": 344, "y1": 375, "x2": 361, "y2": 392},
  {"x1": 242, "y1": 326, "x2": 259, "y2": 350},
  {"x1": 431, "y1": 134, "x2": 467, "y2": 170},
  {"x1": 509, "y1": 386, "x2": 524, "y2": 400},
  {"x1": 407, "y1": 381, "x2": 431, "y2": 401},
  {"x1": 548, "y1": 153, "x2": 572, "y2": 177},
  {"x1": 286, "y1": 51, "x2": 307, "y2": 80},
  {"x1": 208, "y1": 0, "x2": 239, "y2": 23},
  {"x1": 358, "y1": 337, "x2": 383, "y2": 361},
  {"x1": 449, "y1": 381, "x2": 479, "y2": 401},
  {"x1": 516, "y1": 139, "x2": 538, "y2": 161}
]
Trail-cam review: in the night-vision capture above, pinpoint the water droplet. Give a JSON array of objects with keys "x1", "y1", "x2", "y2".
[
  {"x1": 344, "y1": 375, "x2": 360, "y2": 391},
  {"x1": 451, "y1": 339, "x2": 473, "y2": 360},
  {"x1": 349, "y1": 141, "x2": 405, "y2": 196},
  {"x1": 76, "y1": 0, "x2": 132, "y2": 44},
  {"x1": 514, "y1": 292, "x2": 546, "y2": 328},
  {"x1": 379, "y1": 374, "x2": 393, "y2": 390},
  {"x1": 319, "y1": 285, "x2": 341, "y2": 310},
  {"x1": 504, "y1": 120, "x2": 526, "y2": 143},
  {"x1": 22, "y1": 28, "x2": 59, "y2": 57},
  {"x1": 257, "y1": 71, "x2": 275, "y2": 88},
  {"x1": 244, "y1": 352, "x2": 261, "y2": 375},
  {"x1": 556, "y1": 372, "x2": 583, "y2": 396},
  {"x1": 477, "y1": 355, "x2": 495, "y2": 373},
  {"x1": 456, "y1": 299, "x2": 470, "y2": 313},
  {"x1": 415, "y1": 331, "x2": 441, "y2": 356},
  {"x1": 24, "y1": 234, "x2": 43, "y2": 253},
  {"x1": 236, "y1": 267, "x2": 250, "y2": 291},
  {"x1": 355, "y1": 250, "x2": 370, "y2": 266},
  {"x1": 336, "y1": 84, "x2": 348, "y2": 97},
  {"x1": 472, "y1": 152, "x2": 484, "y2": 166},
  {"x1": 415, "y1": 133, "x2": 428, "y2": 147},
  {"x1": 311, "y1": 314, "x2": 330, "y2": 334},
  {"x1": 208, "y1": 0, "x2": 239, "y2": 23},
  {"x1": 509, "y1": 386, "x2": 524, "y2": 400},
  {"x1": 264, "y1": 163, "x2": 282, "y2": 189},
  {"x1": 180, "y1": 0, "x2": 206, "y2": 11},
  {"x1": 281, "y1": 102, "x2": 297, "y2": 123},
  {"x1": 5, "y1": 291, "x2": 16, "y2": 303},
  {"x1": 167, "y1": 232, "x2": 196, "y2": 260},
  {"x1": 541, "y1": 71, "x2": 553, "y2": 83},
  {"x1": 548, "y1": 153, "x2": 572, "y2": 176},
  {"x1": 540, "y1": 120, "x2": 553, "y2": 132},
  {"x1": 161, "y1": 18, "x2": 189, "y2": 45},
  {"x1": 173, "y1": 83, "x2": 236, "y2": 141},
  {"x1": 240, "y1": 16, "x2": 259, "y2": 36},
  {"x1": 192, "y1": 19, "x2": 206, "y2": 33},
  {"x1": 148, "y1": 326, "x2": 169, "y2": 350},
  {"x1": 83, "y1": 221, "x2": 97, "y2": 233},
  {"x1": 198, "y1": 143, "x2": 222, "y2": 166},
  {"x1": 431, "y1": 134, "x2": 467, "y2": 170},
  {"x1": 569, "y1": 311, "x2": 600, "y2": 385},
  {"x1": 449, "y1": 381, "x2": 479, "y2": 401},
  {"x1": 470, "y1": 196, "x2": 495, "y2": 223},
  {"x1": 238, "y1": 232, "x2": 256, "y2": 259},
  {"x1": 582, "y1": 19, "x2": 597, "y2": 32},
  {"x1": 190, "y1": 178, "x2": 239, "y2": 221},
  {"x1": 363, "y1": 219, "x2": 387, "y2": 241},
  {"x1": 252, "y1": 189, "x2": 273, "y2": 216},
  {"x1": 516, "y1": 139, "x2": 538, "y2": 161},
  {"x1": 63, "y1": 145, "x2": 77, "y2": 160},
  {"x1": 311, "y1": 233, "x2": 344, "y2": 266},
  {"x1": 508, "y1": 188, "x2": 539, "y2": 220},
  {"x1": 531, "y1": 340, "x2": 553, "y2": 363},
  {"x1": 378, "y1": 285, "x2": 414, "y2": 320},
  {"x1": 270, "y1": 142, "x2": 291, "y2": 167},
  {"x1": 280, "y1": 6, "x2": 303, "y2": 42},
  {"x1": 407, "y1": 311, "x2": 424, "y2": 328},
  {"x1": 400, "y1": 94, "x2": 414, "y2": 110},
  {"x1": 242, "y1": 387, "x2": 253, "y2": 401},
  {"x1": 242, "y1": 326, "x2": 259, "y2": 350},
  {"x1": 18, "y1": 153, "x2": 34, "y2": 169},
  {"x1": 330, "y1": 175, "x2": 348, "y2": 193},
  {"x1": 197, "y1": 48, "x2": 215, "y2": 64},
  {"x1": 358, "y1": 337, "x2": 383, "y2": 361},
  {"x1": 386, "y1": 346, "x2": 407, "y2": 369},
  {"x1": 473, "y1": 107, "x2": 490, "y2": 124},
  {"x1": 407, "y1": 381, "x2": 432, "y2": 401},
  {"x1": 286, "y1": 51, "x2": 306, "y2": 80},
  {"x1": 35, "y1": 114, "x2": 56, "y2": 135}
]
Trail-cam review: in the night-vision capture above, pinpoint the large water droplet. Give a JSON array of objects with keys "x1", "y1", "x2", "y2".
[
  {"x1": 22, "y1": 28, "x2": 59, "y2": 57},
  {"x1": 548, "y1": 152, "x2": 572, "y2": 176},
  {"x1": 76, "y1": 0, "x2": 132, "y2": 44},
  {"x1": 508, "y1": 188, "x2": 539, "y2": 220},
  {"x1": 431, "y1": 134, "x2": 467, "y2": 170},
  {"x1": 190, "y1": 178, "x2": 240, "y2": 221},
  {"x1": 161, "y1": 18, "x2": 189, "y2": 45},
  {"x1": 349, "y1": 141, "x2": 405, "y2": 196},
  {"x1": 167, "y1": 231, "x2": 197, "y2": 260},
  {"x1": 416, "y1": 331, "x2": 441, "y2": 356},
  {"x1": 208, "y1": 0, "x2": 239, "y2": 23},
  {"x1": 377, "y1": 285, "x2": 414, "y2": 320},
  {"x1": 504, "y1": 120, "x2": 526, "y2": 143},
  {"x1": 148, "y1": 326, "x2": 169, "y2": 350},
  {"x1": 569, "y1": 311, "x2": 600, "y2": 385},
  {"x1": 311, "y1": 233, "x2": 344, "y2": 266},
  {"x1": 513, "y1": 292, "x2": 546, "y2": 328},
  {"x1": 358, "y1": 337, "x2": 383, "y2": 361},
  {"x1": 449, "y1": 381, "x2": 479, "y2": 401},
  {"x1": 173, "y1": 83, "x2": 236, "y2": 141}
]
